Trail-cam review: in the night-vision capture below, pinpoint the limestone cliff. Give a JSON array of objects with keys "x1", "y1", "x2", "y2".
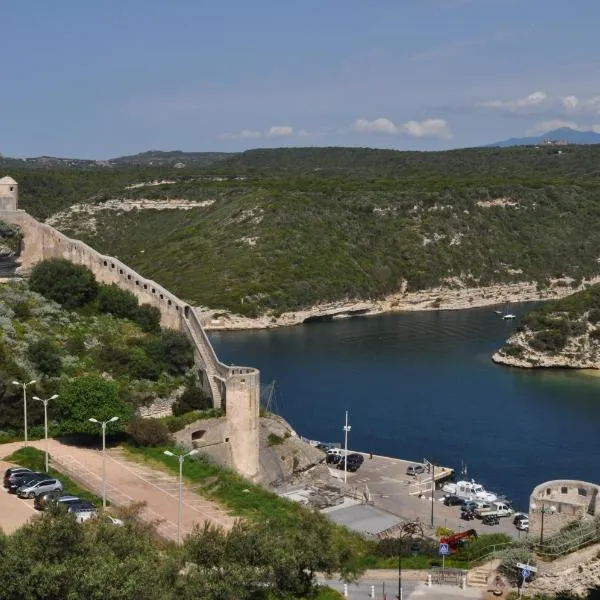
[{"x1": 493, "y1": 285, "x2": 600, "y2": 369}]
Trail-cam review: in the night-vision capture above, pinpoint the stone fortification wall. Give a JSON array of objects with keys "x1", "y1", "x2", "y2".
[
  {"x1": 0, "y1": 206, "x2": 261, "y2": 480},
  {"x1": 529, "y1": 479, "x2": 600, "y2": 537}
]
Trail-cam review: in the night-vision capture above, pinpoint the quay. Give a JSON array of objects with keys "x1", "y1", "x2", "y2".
[{"x1": 277, "y1": 450, "x2": 522, "y2": 541}]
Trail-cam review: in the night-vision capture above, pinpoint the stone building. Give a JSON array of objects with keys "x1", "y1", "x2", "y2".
[
  {"x1": 0, "y1": 176, "x2": 18, "y2": 211},
  {"x1": 529, "y1": 479, "x2": 600, "y2": 538}
]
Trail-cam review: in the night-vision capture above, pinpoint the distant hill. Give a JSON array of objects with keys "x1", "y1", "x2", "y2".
[
  {"x1": 491, "y1": 127, "x2": 600, "y2": 147},
  {"x1": 111, "y1": 150, "x2": 235, "y2": 167}
]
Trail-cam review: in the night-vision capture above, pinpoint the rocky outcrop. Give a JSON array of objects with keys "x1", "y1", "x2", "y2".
[
  {"x1": 201, "y1": 278, "x2": 600, "y2": 331},
  {"x1": 492, "y1": 329, "x2": 600, "y2": 370},
  {"x1": 528, "y1": 543, "x2": 600, "y2": 598}
]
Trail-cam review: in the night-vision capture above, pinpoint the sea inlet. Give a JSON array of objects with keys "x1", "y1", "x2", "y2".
[{"x1": 210, "y1": 304, "x2": 600, "y2": 510}]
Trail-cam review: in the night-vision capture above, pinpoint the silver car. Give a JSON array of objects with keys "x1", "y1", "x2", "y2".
[{"x1": 17, "y1": 478, "x2": 63, "y2": 499}]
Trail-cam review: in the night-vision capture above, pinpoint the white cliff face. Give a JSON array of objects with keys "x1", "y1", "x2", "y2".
[{"x1": 493, "y1": 323, "x2": 600, "y2": 370}]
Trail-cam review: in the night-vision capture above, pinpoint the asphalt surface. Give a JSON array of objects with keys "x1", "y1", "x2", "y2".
[
  {"x1": 0, "y1": 459, "x2": 39, "y2": 533},
  {"x1": 320, "y1": 578, "x2": 484, "y2": 599}
]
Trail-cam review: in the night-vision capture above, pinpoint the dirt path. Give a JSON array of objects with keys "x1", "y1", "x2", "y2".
[{"x1": 0, "y1": 441, "x2": 236, "y2": 541}]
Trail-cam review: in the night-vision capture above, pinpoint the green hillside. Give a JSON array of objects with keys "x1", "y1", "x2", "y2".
[{"x1": 7, "y1": 145, "x2": 600, "y2": 316}]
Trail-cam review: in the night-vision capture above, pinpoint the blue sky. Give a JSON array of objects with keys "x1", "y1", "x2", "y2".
[{"x1": 2, "y1": 0, "x2": 600, "y2": 158}]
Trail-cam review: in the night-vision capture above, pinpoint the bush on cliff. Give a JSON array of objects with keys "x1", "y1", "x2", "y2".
[
  {"x1": 97, "y1": 283, "x2": 161, "y2": 333},
  {"x1": 29, "y1": 258, "x2": 98, "y2": 309},
  {"x1": 145, "y1": 330, "x2": 194, "y2": 376},
  {"x1": 27, "y1": 337, "x2": 62, "y2": 377},
  {"x1": 172, "y1": 382, "x2": 211, "y2": 415}
]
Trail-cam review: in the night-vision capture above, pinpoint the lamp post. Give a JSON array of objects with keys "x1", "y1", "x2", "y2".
[
  {"x1": 89, "y1": 416, "x2": 119, "y2": 509},
  {"x1": 33, "y1": 394, "x2": 58, "y2": 472},
  {"x1": 531, "y1": 502, "x2": 556, "y2": 544},
  {"x1": 12, "y1": 379, "x2": 36, "y2": 445},
  {"x1": 397, "y1": 520, "x2": 423, "y2": 600},
  {"x1": 164, "y1": 448, "x2": 199, "y2": 544},
  {"x1": 343, "y1": 410, "x2": 351, "y2": 484}
]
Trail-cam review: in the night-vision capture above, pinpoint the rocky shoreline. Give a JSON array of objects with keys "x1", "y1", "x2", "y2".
[{"x1": 199, "y1": 277, "x2": 600, "y2": 332}]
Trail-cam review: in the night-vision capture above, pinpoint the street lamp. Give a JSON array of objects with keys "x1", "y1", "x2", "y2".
[
  {"x1": 430, "y1": 462, "x2": 436, "y2": 528},
  {"x1": 531, "y1": 502, "x2": 556, "y2": 544},
  {"x1": 12, "y1": 379, "x2": 36, "y2": 445},
  {"x1": 343, "y1": 410, "x2": 351, "y2": 484},
  {"x1": 89, "y1": 416, "x2": 119, "y2": 509},
  {"x1": 164, "y1": 448, "x2": 199, "y2": 544},
  {"x1": 397, "y1": 520, "x2": 423, "y2": 600},
  {"x1": 33, "y1": 394, "x2": 58, "y2": 472}
]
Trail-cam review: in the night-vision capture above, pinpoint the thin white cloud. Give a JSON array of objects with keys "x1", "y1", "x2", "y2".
[
  {"x1": 266, "y1": 125, "x2": 293, "y2": 138},
  {"x1": 526, "y1": 120, "x2": 580, "y2": 135},
  {"x1": 560, "y1": 94, "x2": 600, "y2": 116},
  {"x1": 561, "y1": 95, "x2": 579, "y2": 111},
  {"x1": 477, "y1": 91, "x2": 548, "y2": 113},
  {"x1": 400, "y1": 119, "x2": 453, "y2": 139},
  {"x1": 349, "y1": 117, "x2": 452, "y2": 139},
  {"x1": 218, "y1": 125, "x2": 294, "y2": 140}
]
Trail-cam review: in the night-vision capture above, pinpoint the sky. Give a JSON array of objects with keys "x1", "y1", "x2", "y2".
[{"x1": 2, "y1": 0, "x2": 600, "y2": 158}]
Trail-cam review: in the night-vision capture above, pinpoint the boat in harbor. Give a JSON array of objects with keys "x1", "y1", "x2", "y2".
[{"x1": 442, "y1": 479, "x2": 498, "y2": 502}]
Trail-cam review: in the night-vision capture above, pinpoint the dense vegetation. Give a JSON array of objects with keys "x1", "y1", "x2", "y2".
[
  {"x1": 0, "y1": 260, "x2": 204, "y2": 440},
  {"x1": 500, "y1": 284, "x2": 600, "y2": 358},
  {"x1": 8, "y1": 145, "x2": 600, "y2": 315}
]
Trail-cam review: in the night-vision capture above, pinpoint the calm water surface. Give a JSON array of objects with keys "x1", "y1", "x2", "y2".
[{"x1": 209, "y1": 305, "x2": 600, "y2": 509}]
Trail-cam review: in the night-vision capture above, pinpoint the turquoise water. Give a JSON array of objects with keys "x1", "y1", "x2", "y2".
[{"x1": 209, "y1": 305, "x2": 600, "y2": 509}]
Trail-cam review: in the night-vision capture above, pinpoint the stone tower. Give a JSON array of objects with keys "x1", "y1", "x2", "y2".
[{"x1": 0, "y1": 176, "x2": 18, "y2": 211}]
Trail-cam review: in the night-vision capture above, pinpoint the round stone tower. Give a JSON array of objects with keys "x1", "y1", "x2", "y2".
[{"x1": 0, "y1": 176, "x2": 18, "y2": 211}]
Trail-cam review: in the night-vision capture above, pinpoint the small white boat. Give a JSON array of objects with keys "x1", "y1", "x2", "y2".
[
  {"x1": 502, "y1": 313, "x2": 516, "y2": 320},
  {"x1": 494, "y1": 310, "x2": 503, "y2": 315}
]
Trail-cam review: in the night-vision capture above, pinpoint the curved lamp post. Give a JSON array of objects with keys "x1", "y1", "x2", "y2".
[
  {"x1": 164, "y1": 449, "x2": 199, "y2": 544},
  {"x1": 89, "y1": 416, "x2": 119, "y2": 509},
  {"x1": 33, "y1": 394, "x2": 58, "y2": 472},
  {"x1": 531, "y1": 502, "x2": 556, "y2": 544},
  {"x1": 12, "y1": 379, "x2": 36, "y2": 444},
  {"x1": 397, "y1": 520, "x2": 424, "y2": 600}
]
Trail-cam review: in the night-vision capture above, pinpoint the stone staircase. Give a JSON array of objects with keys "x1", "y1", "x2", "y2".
[{"x1": 467, "y1": 559, "x2": 501, "y2": 588}]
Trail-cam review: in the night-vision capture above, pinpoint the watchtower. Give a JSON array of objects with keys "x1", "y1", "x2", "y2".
[{"x1": 0, "y1": 176, "x2": 18, "y2": 211}]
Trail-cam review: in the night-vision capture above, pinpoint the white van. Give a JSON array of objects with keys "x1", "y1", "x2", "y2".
[{"x1": 476, "y1": 501, "x2": 513, "y2": 518}]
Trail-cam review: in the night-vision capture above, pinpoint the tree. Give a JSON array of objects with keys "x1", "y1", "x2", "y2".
[
  {"x1": 172, "y1": 383, "x2": 211, "y2": 415},
  {"x1": 27, "y1": 338, "x2": 62, "y2": 377},
  {"x1": 56, "y1": 375, "x2": 134, "y2": 435},
  {"x1": 146, "y1": 330, "x2": 194, "y2": 376},
  {"x1": 127, "y1": 417, "x2": 172, "y2": 447},
  {"x1": 97, "y1": 283, "x2": 139, "y2": 319},
  {"x1": 134, "y1": 304, "x2": 161, "y2": 333},
  {"x1": 29, "y1": 259, "x2": 98, "y2": 309}
]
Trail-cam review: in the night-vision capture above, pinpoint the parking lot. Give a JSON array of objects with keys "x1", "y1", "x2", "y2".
[{"x1": 0, "y1": 460, "x2": 39, "y2": 533}]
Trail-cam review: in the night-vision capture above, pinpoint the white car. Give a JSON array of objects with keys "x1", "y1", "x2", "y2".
[
  {"x1": 17, "y1": 478, "x2": 63, "y2": 499},
  {"x1": 516, "y1": 517, "x2": 529, "y2": 531}
]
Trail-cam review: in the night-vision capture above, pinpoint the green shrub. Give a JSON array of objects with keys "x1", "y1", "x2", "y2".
[
  {"x1": 29, "y1": 259, "x2": 98, "y2": 309},
  {"x1": 589, "y1": 309, "x2": 600, "y2": 324},
  {"x1": 134, "y1": 304, "x2": 161, "y2": 333},
  {"x1": 13, "y1": 301, "x2": 31, "y2": 320},
  {"x1": 145, "y1": 330, "x2": 194, "y2": 376},
  {"x1": 127, "y1": 417, "x2": 172, "y2": 447},
  {"x1": 97, "y1": 284, "x2": 139, "y2": 319},
  {"x1": 172, "y1": 383, "x2": 211, "y2": 416},
  {"x1": 27, "y1": 338, "x2": 62, "y2": 376},
  {"x1": 268, "y1": 433, "x2": 285, "y2": 446}
]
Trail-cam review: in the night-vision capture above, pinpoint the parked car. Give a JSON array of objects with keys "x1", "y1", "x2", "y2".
[
  {"x1": 17, "y1": 478, "x2": 63, "y2": 499},
  {"x1": 482, "y1": 514, "x2": 500, "y2": 526},
  {"x1": 513, "y1": 512, "x2": 528, "y2": 525},
  {"x1": 516, "y1": 517, "x2": 529, "y2": 532},
  {"x1": 406, "y1": 464, "x2": 425, "y2": 476},
  {"x1": 337, "y1": 456, "x2": 361, "y2": 472},
  {"x1": 326, "y1": 453, "x2": 342, "y2": 465},
  {"x1": 34, "y1": 492, "x2": 80, "y2": 511},
  {"x1": 8, "y1": 472, "x2": 48, "y2": 494},
  {"x1": 347, "y1": 453, "x2": 364, "y2": 465},
  {"x1": 327, "y1": 448, "x2": 344, "y2": 458},
  {"x1": 444, "y1": 495, "x2": 465, "y2": 506},
  {"x1": 3, "y1": 467, "x2": 31, "y2": 488},
  {"x1": 68, "y1": 501, "x2": 97, "y2": 523}
]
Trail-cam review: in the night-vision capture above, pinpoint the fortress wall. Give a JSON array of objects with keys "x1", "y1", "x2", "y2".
[{"x1": 0, "y1": 209, "x2": 262, "y2": 480}]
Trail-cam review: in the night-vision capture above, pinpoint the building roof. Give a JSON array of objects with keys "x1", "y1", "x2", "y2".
[{"x1": 0, "y1": 176, "x2": 17, "y2": 185}]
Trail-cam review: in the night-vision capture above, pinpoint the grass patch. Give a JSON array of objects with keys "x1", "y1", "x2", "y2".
[
  {"x1": 125, "y1": 444, "x2": 310, "y2": 526},
  {"x1": 4, "y1": 446, "x2": 101, "y2": 506}
]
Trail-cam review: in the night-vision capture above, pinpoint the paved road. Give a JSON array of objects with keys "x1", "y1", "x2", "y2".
[
  {"x1": 320, "y1": 578, "x2": 484, "y2": 599},
  {"x1": 0, "y1": 441, "x2": 236, "y2": 541},
  {"x1": 343, "y1": 454, "x2": 523, "y2": 539},
  {"x1": 0, "y1": 459, "x2": 39, "y2": 533}
]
